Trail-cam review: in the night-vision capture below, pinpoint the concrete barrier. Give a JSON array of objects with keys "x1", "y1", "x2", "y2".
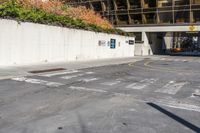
[{"x1": 0, "y1": 19, "x2": 135, "y2": 66}]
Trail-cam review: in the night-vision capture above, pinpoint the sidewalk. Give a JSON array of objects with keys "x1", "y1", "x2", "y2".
[{"x1": 0, "y1": 56, "x2": 162, "y2": 80}]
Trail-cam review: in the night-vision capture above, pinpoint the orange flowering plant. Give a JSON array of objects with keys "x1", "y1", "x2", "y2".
[
  {"x1": 67, "y1": 6, "x2": 112, "y2": 29},
  {"x1": 0, "y1": 0, "x2": 128, "y2": 35},
  {"x1": 15, "y1": 0, "x2": 112, "y2": 29}
]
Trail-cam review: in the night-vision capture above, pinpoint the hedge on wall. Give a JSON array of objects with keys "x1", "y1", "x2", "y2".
[{"x1": 0, "y1": 0, "x2": 131, "y2": 36}]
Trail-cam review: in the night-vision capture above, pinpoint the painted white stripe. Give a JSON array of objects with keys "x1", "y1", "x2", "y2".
[
  {"x1": 61, "y1": 73, "x2": 85, "y2": 80},
  {"x1": 61, "y1": 72, "x2": 95, "y2": 80},
  {"x1": 11, "y1": 77, "x2": 64, "y2": 87},
  {"x1": 126, "y1": 78, "x2": 158, "y2": 90},
  {"x1": 40, "y1": 70, "x2": 79, "y2": 77},
  {"x1": 114, "y1": 92, "x2": 131, "y2": 97},
  {"x1": 155, "y1": 81, "x2": 188, "y2": 95},
  {"x1": 81, "y1": 78, "x2": 99, "y2": 82},
  {"x1": 126, "y1": 83, "x2": 147, "y2": 90},
  {"x1": 155, "y1": 101, "x2": 200, "y2": 112},
  {"x1": 144, "y1": 97, "x2": 200, "y2": 112},
  {"x1": 69, "y1": 86, "x2": 107, "y2": 93},
  {"x1": 85, "y1": 72, "x2": 95, "y2": 74},
  {"x1": 101, "y1": 81, "x2": 121, "y2": 86}
]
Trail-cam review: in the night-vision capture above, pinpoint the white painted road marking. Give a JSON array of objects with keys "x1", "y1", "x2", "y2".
[
  {"x1": 155, "y1": 81, "x2": 188, "y2": 95},
  {"x1": 160, "y1": 58, "x2": 189, "y2": 62},
  {"x1": 40, "y1": 70, "x2": 79, "y2": 77},
  {"x1": 81, "y1": 78, "x2": 99, "y2": 82},
  {"x1": 69, "y1": 86, "x2": 107, "y2": 93},
  {"x1": 11, "y1": 77, "x2": 64, "y2": 87},
  {"x1": 61, "y1": 72, "x2": 95, "y2": 80},
  {"x1": 126, "y1": 78, "x2": 158, "y2": 90},
  {"x1": 85, "y1": 72, "x2": 95, "y2": 74},
  {"x1": 61, "y1": 73, "x2": 85, "y2": 80},
  {"x1": 154, "y1": 100, "x2": 200, "y2": 112},
  {"x1": 101, "y1": 81, "x2": 121, "y2": 86}
]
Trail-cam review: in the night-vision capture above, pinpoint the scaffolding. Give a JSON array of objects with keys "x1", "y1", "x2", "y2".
[{"x1": 66, "y1": 0, "x2": 200, "y2": 26}]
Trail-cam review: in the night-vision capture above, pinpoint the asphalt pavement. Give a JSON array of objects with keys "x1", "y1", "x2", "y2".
[{"x1": 0, "y1": 56, "x2": 200, "y2": 133}]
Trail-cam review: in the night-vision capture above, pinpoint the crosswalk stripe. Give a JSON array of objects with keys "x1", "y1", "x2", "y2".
[
  {"x1": 81, "y1": 78, "x2": 99, "y2": 82},
  {"x1": 11, "y1": 77, "x2": 64, "y2": 87},
  {"x1": 152, "y1": 100, "x2": 200, "y2": 112},
  {"x1": 61, "y1": 73, "x2": 85, "y2": 80},
  {"x1": 69, "y1": 86, "x2": 107, "y2": 93},
  {"x1": 160, "y1": 58, "x2": 189, "y2": 62},
  {"x1": 101, "y1": 81, "x2": 121, "y2": 86},
  {"x1": 61, "y1": 72, "x2": 95, "y2": 80},
  {"x1": 155, "y1": 81, "x2": 188, "y2": 95},
  {"x1": 126, "y1": 78, "x2": 157, "y2": 90}
]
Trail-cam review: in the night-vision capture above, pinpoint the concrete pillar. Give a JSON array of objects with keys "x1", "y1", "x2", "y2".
[
  {"x1": 163, "y1": 32, "x2": 173, "y2": 53},
  {"x1": 198, "y1": 31, "x2": 200, "y2": 47},
  {"x1": 142, "y1": 31, "x2": 149, "y2": 46},
  {"x1": 141, "y1": 31, "x2": 153, "y2": 55}
]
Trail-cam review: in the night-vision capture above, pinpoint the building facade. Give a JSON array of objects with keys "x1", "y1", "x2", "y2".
[{"x1": 68, "y1": 0, "x2": 200, "y2": 55}]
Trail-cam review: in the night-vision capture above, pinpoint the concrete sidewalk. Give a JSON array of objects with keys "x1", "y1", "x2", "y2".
[{"x1": 0, "y1": 56, "x2": 166, "y2": 80}]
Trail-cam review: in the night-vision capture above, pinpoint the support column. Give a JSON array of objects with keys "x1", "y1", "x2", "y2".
[{"x1": 112, "y1": 0, "x2": 119, "y2": 25}]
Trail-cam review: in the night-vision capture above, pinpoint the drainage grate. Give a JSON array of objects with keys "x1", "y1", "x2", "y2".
[{"x1": 29, "y1": 68, "x2": 66, "y2": 74}]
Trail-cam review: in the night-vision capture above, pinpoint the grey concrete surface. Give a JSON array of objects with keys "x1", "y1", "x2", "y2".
[
  {"x1": 0, "y1": 56, "x2": 150, "y2": 80},
  {"x1": 0, "y1": 56, "x2": 200, "y2": 133}
]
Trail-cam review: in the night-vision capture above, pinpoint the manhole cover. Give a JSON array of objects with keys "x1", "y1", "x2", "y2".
[{"x1": 29, "y1": 68, "x2": 66, "y2": 74}]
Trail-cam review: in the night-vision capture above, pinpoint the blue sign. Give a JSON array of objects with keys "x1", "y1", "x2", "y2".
[{"x1": 110, "y1": 39, "x2": 116, "y2": 49}]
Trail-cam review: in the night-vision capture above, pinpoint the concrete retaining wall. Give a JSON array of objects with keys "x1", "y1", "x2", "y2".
[
  {"x1": 0, "y1": 19, "x2": 135, "y2": 66},
  {"x1": 135, "y1": 43, "x2": 152, "y2": 56}
]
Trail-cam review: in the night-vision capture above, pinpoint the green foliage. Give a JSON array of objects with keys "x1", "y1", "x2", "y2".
[{"x1": 0, "y1": 0, "x2": 131, "y2": 36}]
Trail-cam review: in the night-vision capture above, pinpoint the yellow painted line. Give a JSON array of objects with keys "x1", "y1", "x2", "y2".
[
  {"x1": 128, "y1": 62, "x2": 136, "y2": 66},
  {"x1": 144, "y1": 61, "x2": 174, "y2": 72}
]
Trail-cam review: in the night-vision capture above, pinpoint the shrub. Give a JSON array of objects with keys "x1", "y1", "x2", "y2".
[
  {"x1": 66, "y1": 6, "x2": 113, "y2": 29},
  {"x1": 0, "y1": 0, "x2": 130, "y2": 36}
]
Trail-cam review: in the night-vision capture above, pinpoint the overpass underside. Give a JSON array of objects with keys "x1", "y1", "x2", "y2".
[{"x1": 120, "y1": 25, "x2": 200, "y2": 56}]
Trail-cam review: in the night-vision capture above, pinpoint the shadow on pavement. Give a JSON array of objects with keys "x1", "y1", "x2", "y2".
[{"x1": 147, "y1": 102, "x2": 200, "y2": 133}]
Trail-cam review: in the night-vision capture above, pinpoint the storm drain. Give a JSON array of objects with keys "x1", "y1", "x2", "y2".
[{"x1": 28, "y1": 68, "x2": 66, "y2": 74}]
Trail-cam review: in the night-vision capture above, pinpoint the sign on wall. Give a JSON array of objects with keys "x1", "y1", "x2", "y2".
[
  {"x1": 110, "y1": 39, "x2": 116, "y2": 49},
  {"x1": 189, "y1": 25, "x2": 197, "y2": 32},
  {"x1": 129, "y1": 40, "x2": 135, "y2": 45},
  {"x1": 98, "y1": 40, "x2": 106, "y2": 46}
]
